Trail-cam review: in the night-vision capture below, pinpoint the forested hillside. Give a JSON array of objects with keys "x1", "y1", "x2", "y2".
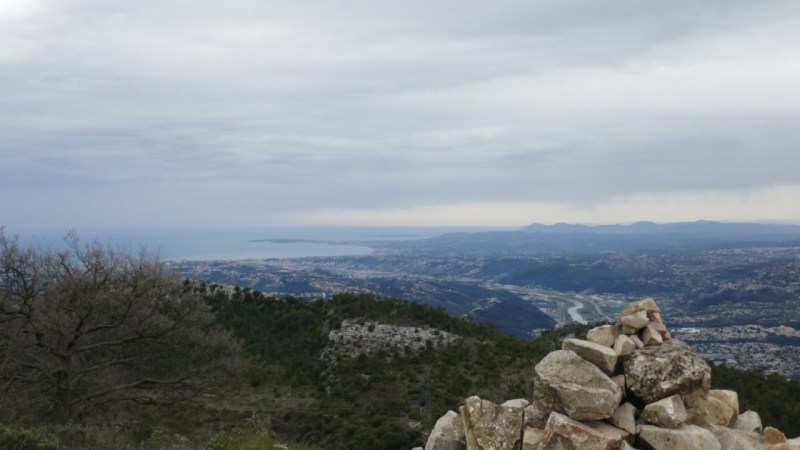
[{"x1": 1, "y1": 231, "x2": 798, "y2": 449}]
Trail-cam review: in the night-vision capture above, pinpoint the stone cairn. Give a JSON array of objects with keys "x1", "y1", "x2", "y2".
[{"x1": 419, "y1": 297, "x2": 800, "y2": 450}]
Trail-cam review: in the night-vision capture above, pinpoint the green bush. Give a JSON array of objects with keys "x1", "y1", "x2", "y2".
[
  {"x1": 0, "y1": 424, "x2": 99, "y2": 450},
  {"x1": 207, "y1": 414, "x2": 276, "y2": 450},
  {"x1": 0, "y1": 426, "x2": 58, "y2": 450}
]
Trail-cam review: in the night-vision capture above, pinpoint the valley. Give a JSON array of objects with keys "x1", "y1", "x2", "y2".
[{"x1": 174, "y1": 239, "x2": 800, "y2": 379}]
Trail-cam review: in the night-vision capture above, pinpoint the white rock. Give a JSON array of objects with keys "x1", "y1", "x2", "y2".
[
  {"x1": 501, "y1": 398, "x2": 530, "y2": 409},
  {"x1": 641, "y1": 394, "x2": 688, "y2": 429},
  {"x1": 533, "y1": 350, "x2": 623, "y2": 422},
  {"x1": 562, "y1": 338, "x2": 619, "y2": 375},
  {"x1": 425, "y1": 410, "x2": 466, "y2": 450},
  {"x1": 587, "y1": 325, "x2": 620, "y2": 348},
  {"x1": 637, "y1": 424, "x2": 721, "y2": 450},
  {"x1": 734, "y1": 410, "x2": 763, "y2": 434},
  {"x1": 620, "y1": 310, "x2": 649, "y2": 334}
]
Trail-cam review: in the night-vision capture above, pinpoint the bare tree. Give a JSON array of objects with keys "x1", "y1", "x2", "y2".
[{"x1": 0, "y1": 228, "x2": 243, "y2": 424}]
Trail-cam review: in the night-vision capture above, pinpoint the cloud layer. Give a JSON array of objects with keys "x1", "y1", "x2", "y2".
[{"x1": 2, "y1": 1, "x2": 800, "y2": 228}]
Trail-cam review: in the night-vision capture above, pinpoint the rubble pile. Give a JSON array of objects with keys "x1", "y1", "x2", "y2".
[{"x1": 419, "y1": 298, "x2": 800, "y2": 450}]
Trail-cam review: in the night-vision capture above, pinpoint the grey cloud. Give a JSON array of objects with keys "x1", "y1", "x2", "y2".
[{"x1": 2, "y1": 0, "x2": 800, "y2": 228}]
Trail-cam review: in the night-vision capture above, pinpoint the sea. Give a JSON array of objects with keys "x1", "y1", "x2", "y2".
[{"x1": 7, "y1": 227, "x2": 494, "y2": 261}]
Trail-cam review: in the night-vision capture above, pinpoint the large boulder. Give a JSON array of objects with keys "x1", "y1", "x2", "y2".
[
  {"x1": 640, "y1": 394, "x2": 687, "y2": 429},
  {"x1": 636, "y1": 424, "x2": 721, "y2": 450},
  {"x1": 624, "y1": 340, "x2": 711, "y2": 404},
  {"x1": 425, "y1": 410, "x2": 466, "y2": 450},
  {"x1": 533, "y1": 350, "x2": 623, "y2": 421},
  {"x1": 460, "y1": 396, "x2": 523, "y2": 450},
  {"x1": 537, "y1": 412, "x2": 630, "y2": 450},
  {"x1": 562, "y1": 338, "x2": 618, "y2": 375}
]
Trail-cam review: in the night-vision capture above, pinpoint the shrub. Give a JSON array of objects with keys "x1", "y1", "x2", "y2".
[{"x1": 207, "y1": 414, "x2": 276, "y2": 450}]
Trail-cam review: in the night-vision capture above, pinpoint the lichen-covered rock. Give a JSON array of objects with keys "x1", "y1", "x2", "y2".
[
  {"x1": 533, "y1": 350, "x2": 623, "y2": 421},
  {"x1": 425, "y1": 410, "x2": 466, "y2": 450},
  {"x1": 610, "y1": 402, "x2": 636, "y2": 434},
  {"x1": 734, "y1": 410, "x2": 763, "y2": 434},
  {"x1": 460, "y1": 396, "x2": 523, "y2": 450},
  {"x1": 562, "y1": 338, "x2": 618, "y2": 375},
  {"x1": 587, "y1": 325, "x2": 620, "y2": 348},
  {"x1": 538, "y1": 412, "x2": 629, "y2": 450},
  {"x1": 641, "y1": 394, "x2": 687, "y2": 429},
  {"x1": 624, "y1": 339, "x2": 711, "y2": 404},
  {"x1": 637, "y1": 424, "x2": 721, "y2": 450}
]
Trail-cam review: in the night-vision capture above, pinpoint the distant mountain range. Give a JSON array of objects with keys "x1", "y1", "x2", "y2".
[
  {"x1": 381, "y1": 221, "x2": 800, "y2": 255},
  {"x1": 522, "y1": 220, "x2": 800, "y2": 235}
]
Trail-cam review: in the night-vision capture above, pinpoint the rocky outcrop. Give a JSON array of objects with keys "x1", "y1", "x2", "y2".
[{"x1": 423, "y1": 298, "x2": 799, "y2": 450}]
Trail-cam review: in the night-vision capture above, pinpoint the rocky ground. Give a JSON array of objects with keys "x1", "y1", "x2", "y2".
[
  {"x1": 321, "y1": 319, "x2": 457, "y2": 359},
  {"x1": 418, "y1": 298, "x2": 800, "y2": 450}
]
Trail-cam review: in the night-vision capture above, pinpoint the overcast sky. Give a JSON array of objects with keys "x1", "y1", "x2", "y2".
[{"x1": 3, "y1": 0, "x2": 800, "y2": 230}]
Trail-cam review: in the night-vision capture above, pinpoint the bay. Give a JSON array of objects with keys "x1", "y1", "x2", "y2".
[{"x1": 7, "y1": 226, "x2": 496, "y2": 261}]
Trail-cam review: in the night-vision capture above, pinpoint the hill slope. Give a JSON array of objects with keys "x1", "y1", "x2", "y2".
[{"x1": 203, "y1": 290, "x2": 800, "y2": 448}]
